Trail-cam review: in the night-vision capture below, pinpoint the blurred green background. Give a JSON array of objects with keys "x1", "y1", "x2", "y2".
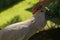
[{"x1": 0, "y1": 0, "x2": 39, "y2": 28}]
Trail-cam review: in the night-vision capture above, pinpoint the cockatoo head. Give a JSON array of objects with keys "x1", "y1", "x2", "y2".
[{"x1": 32, "y1": 0, "x2": 55, "y2": 20}]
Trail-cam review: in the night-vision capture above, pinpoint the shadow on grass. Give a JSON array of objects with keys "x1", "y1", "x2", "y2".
[
  {"x1": 0, "y1": 15, "x2": 22, "y2": 29},
  {"x1": 0, "y1": 0, "x2": 24, "y2": 13},
  {"x1": 29, "y1": 28, "x2": 60, "y2": 40},
  {"x1": 25, "y1": 3, "x2": 37, "y2": 13},
  {"x1": 26, "y1": 7, "x2": 33, "y2": 12}
]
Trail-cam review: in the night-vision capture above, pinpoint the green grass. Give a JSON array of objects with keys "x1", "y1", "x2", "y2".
[{"x1": 0, "y1": 0, "x2": 39, "y2": 28}]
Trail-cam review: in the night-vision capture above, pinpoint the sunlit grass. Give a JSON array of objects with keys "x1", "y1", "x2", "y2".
[{"x1": 0, "y1": 0, "x2": 39, "y2": 27}]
